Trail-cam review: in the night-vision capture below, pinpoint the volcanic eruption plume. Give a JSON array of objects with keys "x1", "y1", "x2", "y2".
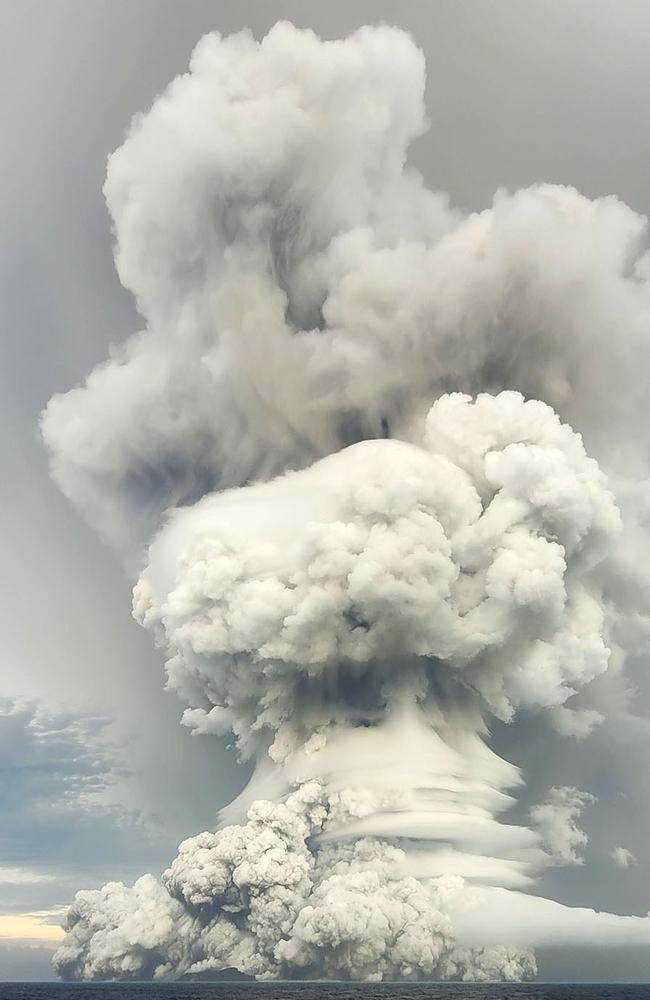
[{"x1": 43, "y1": 22, "x2": 650, "y2": 982}]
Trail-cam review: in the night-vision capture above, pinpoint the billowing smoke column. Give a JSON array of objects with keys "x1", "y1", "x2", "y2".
[{"x1": 43, "y1": 22, "x2": 650, "y2": 982}]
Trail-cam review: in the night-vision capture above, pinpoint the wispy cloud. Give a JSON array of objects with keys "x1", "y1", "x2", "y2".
[
  {"x1": 0, "y1": 696, "x2": 169, "y2": 923},
  {"x1": 0, "y1": 868, "x2": 56, "y2": 886}
]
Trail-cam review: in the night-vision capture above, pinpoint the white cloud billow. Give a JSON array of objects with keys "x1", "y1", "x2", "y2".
[
  {"x1": 611, "y1": 847, "x2": 636, "y2": 870},
  {"x1": 529, "y1": 786, "x2": 594, "y2": 867}
]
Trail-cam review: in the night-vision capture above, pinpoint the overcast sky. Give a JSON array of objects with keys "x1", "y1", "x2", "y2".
[{"x1": 2, "y1": 0, "x2": 650, "y2": 981}]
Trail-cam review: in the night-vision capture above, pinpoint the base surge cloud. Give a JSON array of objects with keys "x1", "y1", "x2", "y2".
[{"x1": 43, "y1": 22, "x2": 650, "y2": 982}]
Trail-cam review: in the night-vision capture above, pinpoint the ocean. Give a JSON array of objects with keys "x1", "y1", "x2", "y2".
[{"x1": 0, "y1": 984, "x2": 648, "y2": 1000}]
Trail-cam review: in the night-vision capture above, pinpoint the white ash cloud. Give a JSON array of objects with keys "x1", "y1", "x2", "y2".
[
  {"x1": 42, "y1": 20, "x2": 650, "y2": 983},
  {"x1": 611, "y1": 847, "x2": 636, "y2": 870},
  {"x1": 134, "y1": 390, "x2": 619, "y2": 762},
  {"x1": 53, "y1": 782, "x2": 537, "y2": 982},
  {"x1": 41, "y1": 23, "x2": 650, "y2": 559},
  {"x1": 529, "y1": 786, "x2": 595, "y2": 867},
  {"x1": 54, "y1": 780, "x2": 650, "y2": 982}
]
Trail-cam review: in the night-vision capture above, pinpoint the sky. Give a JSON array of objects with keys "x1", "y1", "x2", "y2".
[{"x1": 2, "y1": 0, "x2": 650, "y2": 981}]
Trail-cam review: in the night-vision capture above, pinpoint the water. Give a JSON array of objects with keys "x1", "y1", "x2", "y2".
[{"x1": 0, "y1": 985, "x2": 649, "y2": 1000}]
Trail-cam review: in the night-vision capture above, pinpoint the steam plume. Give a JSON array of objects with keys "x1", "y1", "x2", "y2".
[{"x1": 43, "y1": 22, "x2": 650, "y2": 982}]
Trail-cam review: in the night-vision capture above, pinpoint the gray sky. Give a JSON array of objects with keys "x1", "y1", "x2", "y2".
[{"x1": 2, "y1": 0, "x2": 650, "y2": 981}]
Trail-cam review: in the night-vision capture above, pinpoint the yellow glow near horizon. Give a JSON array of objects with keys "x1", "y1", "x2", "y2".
[{"x1": 0, "y1": 910, "x2": 65, "y2": 943}]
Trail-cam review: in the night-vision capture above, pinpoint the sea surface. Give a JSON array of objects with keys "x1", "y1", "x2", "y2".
[{"x1": 1, "y1": 985, "x2": 649, "y2": 1000}]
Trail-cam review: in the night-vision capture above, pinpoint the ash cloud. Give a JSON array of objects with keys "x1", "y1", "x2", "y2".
[
  {"x1": 42, "y1": 21, "x2": 650, "y2": 982},
  {"x1": 611, "y1": 847, "x2": 636, "y2": 870},
  {"x1": 530, "y1": 786, "x2": 594, "y2": 867}
]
